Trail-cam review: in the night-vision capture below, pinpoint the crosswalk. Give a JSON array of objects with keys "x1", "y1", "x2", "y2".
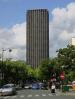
[{"x1": 1, "y1": 93, "x2": 75, "y2": 99}]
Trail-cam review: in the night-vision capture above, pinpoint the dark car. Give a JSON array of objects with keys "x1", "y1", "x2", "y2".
[
  {"x1": 38, "y1": 82, "x2": 44, "y2": 89},
  {"x1": 32, "y1": 82, "x2": 39, "y2": 89},
  {"x1": 43, "y1": 82, "x2": 48, "y2": 90}
]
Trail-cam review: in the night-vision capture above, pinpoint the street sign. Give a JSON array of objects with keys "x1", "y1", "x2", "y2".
[{"x1": 60, "y1": 72, "x2": 64, "y2": 80}]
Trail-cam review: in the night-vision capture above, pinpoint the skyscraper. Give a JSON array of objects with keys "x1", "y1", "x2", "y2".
[{"x1": 26, "y1": 9, "x2": 49, "y2": 68}]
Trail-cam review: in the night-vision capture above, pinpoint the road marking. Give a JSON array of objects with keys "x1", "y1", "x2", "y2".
[
  {"x1": 3, "y1": 92, "x2": 75, "y2": 99},
  {"x1": 27, "y1": 94, "x2": 32, "y2": 98},
  {"x1": 42, "y1": 94, "x2": 46, "y2": 96},
  {"x1": 20, "y1": 95, "x2": 25, "y2": 98},
  {"x1": 35, "y1": 94, "x2": 39, "y2": 97},
  {"x1": 4, "y1": 96, "x2": 9, "y2": 99},
  {"x1": 11, "y1": 96, "x2": 17, "y2": 98},
  {"x1": 56, "y1": 93, "x2": 60, "y2": 96},
  {"x1": 67, "y1": 93, "x2": 71, "y2": 96},
  {"x1": 48, "y1": 94, "x2": 53, "y2": 96}
]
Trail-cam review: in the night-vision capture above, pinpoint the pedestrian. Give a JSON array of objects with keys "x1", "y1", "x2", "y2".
[{"x1": 51, "y1": 83, "x2": 56, "y2": 94}]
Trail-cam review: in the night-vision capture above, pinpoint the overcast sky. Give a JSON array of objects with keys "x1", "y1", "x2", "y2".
[{"x1": 0, "y1": 0, "x2": 75, "y2": 61}]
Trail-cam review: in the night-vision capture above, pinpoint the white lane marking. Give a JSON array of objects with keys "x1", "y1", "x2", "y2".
[
  {"x1": 56, "y1": 93, "x2": 60, "y2": 96},
  {"x1": 20, "y1": 95, "x2": 25, "y2": 98},
  {"x1": 48, "y1": 94, "x2": 53, "y2": 96},
  {"x1": 27, "y1": 94, "x2": 32, "y2": 98},
  {"x1": 35, "y1": 94, "x2": 39, "y2": 97},
  {"x1": 42, "y1": 94, "x2": 46, "y2": 96},
  {"x1": 11, "y1": 96, "x2": 17, "y2": 98},
  {"x1": 67, "y1": 93, "x2": 70, "y2": 96}
]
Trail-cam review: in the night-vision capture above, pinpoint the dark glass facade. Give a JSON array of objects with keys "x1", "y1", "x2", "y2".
[{"x1": 26, "y1": 9, "x2": 49, "y2": 68}]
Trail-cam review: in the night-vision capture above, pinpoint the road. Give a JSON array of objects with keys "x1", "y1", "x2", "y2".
[{"x1": 0, "y1": 89, "x2": 75, "y2": 99}]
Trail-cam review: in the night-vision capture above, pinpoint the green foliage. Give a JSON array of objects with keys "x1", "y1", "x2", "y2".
[
  {"x1": 1, "y1": 60, "x2": 27, "y2": 84},
  {"x1": 57, "y1": 45, "x2": 75, "y2": 81},
  {"x1": 26, "y1": 66, "x2": 35, "y2": 79},
  {"x1": 57, "y1": 45, "x2": 75, "y2": 69},
  {"x1": 0, "y1": 45, "x2": 75, "y2": 84},
  {"x1": 38, "y1": 59, "x2": 57, "y2": 81},
  {"x1": 38, "y1": 59, "x2": 49, "y2": 80}
]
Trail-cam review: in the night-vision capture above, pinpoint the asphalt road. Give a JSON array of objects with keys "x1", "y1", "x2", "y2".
[{"x1": 0, "y1": 89, "x2": 75, "y2": 99}]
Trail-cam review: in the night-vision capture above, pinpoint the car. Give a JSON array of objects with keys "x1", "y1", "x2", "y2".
[
  {"x1": 38, "y1": 82, "x2": 45, "y2": 89},
  {"x1": 24, "y1": 84, "x2": 32, "y2": 89},
  {"x1": 31, "y1": 82, "x2": 39, "y2": 89},
  {"x1": 0, "y1": 84, "x2": 16, "y2": 96},
  {"x1": 42, "y1": 82, "x2": 48, "y2": 90}
]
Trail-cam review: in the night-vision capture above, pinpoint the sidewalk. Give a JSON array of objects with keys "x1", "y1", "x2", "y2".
[{"x1": 56, "y1": 89, "x2": 75, "y2": 96}]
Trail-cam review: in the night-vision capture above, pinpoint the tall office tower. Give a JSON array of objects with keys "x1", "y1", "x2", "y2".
[{"x1": 26, "y1": 9, "x2": 49, "y2": 68}]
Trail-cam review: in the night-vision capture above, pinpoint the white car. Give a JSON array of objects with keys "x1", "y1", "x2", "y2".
[
  {"x1": 24, "y1": 84, "x2": 32, "y2": 89},
  {"x1": 0, "y1": 84, "x2": 16, "y2": 96}
]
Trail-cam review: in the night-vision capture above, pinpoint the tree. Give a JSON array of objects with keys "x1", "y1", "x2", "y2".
[
  {"x1": 3, "y1": 60, "x2": 27, "y2": 84},
  {"x1": 57, "y1": 45, "x2": 75, "y2": 70},
  {"x1": 56, "y1": 45, "x2": 75, "y2": 81},
  {"x1": 26, "y1": 66, "x2": 36, "y2": 81},
  {"x1": 38, "y1": 59, "x2": 57, "y2": 81},
  {"x1": 34, "y1": 68, "x2": 40, "y2": 80}
]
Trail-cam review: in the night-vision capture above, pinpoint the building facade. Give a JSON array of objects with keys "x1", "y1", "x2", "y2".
[
  {"x1": 71, "y1": 37, "x2": 75, "y2": 45},
  {"x1": 26, "y1": 9, "x2": 49, "y2": 68}
]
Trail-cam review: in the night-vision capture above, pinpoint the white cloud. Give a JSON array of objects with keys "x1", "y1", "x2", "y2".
[
  {"x1": 59, "y1": 30, "x2": 75, "y2": 41},
  {"x1": 49, "y1": 2, "x2": 75, "y2": 57},
  {"x1": 0, "y1": 22, "x2": 26, "y2": 61},
  {"x1": 0, "y1": 27, "x2": 14, "y2": 48},
  {"x1": 11, "y1": 22, "x2": 26, "y2": 61},
  {"x1": 12, "y1": 22, "x2": 26, "y2": 47}
]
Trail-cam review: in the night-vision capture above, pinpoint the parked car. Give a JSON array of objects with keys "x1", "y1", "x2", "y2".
[
  {"x1": 42, "y1": 82, "x2": 48, "y2": 90},
  {"x1": 31, "y1": 82, "x2": 39, "y2": 89},
  {"x1": 24, "y1": 83, "x2": 32, "y2": 89},
  {"x1": 0, "y1": 84, "x2": 16, "y2": 96},
  {"x1": 38, "y1": 82, "x2": 44, "y2": 89}
]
